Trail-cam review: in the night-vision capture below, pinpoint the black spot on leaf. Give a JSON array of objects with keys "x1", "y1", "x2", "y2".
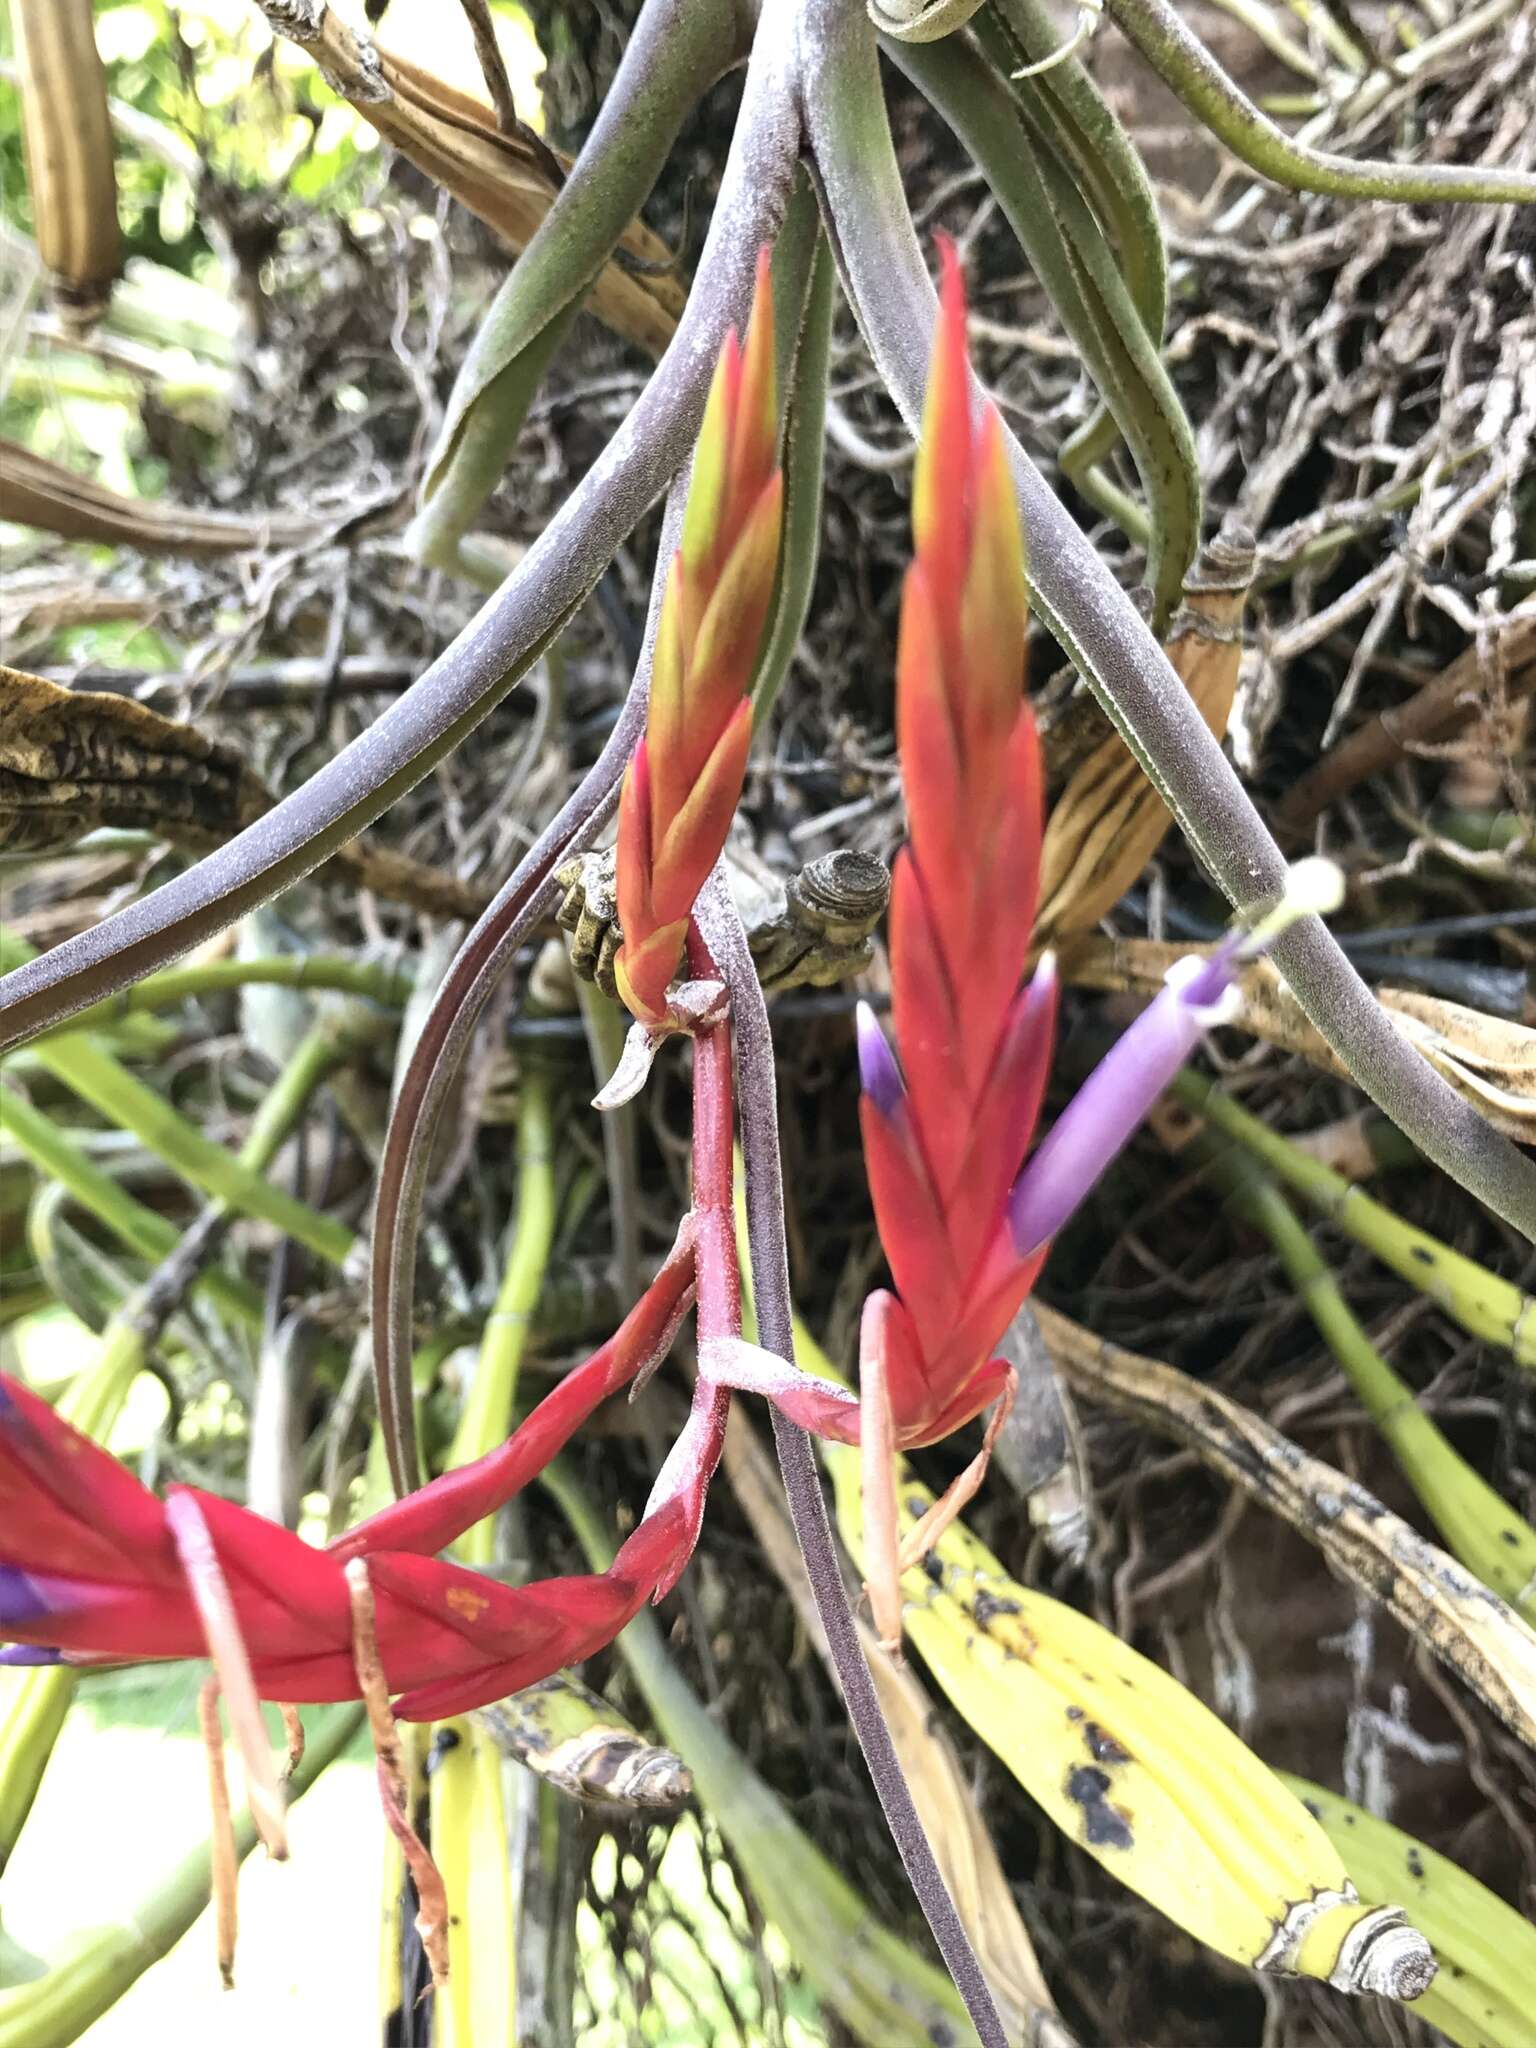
[{"x1": 1066, "y1": 1766, "x2": 1134, "y2": 1850}]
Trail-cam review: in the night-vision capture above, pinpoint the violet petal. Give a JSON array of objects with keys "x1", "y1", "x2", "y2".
[
  {"x1": 1008, "y1": 954, "x2": 1237, "y2": 1255},
  {"x1": 857, "y1": 1001, "x2": 906, "y2": 1120}
]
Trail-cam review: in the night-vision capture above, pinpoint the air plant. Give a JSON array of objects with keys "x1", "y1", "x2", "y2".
[
  {"x1": 851, "y1": 242, "x2": 1343, "y2": 1649},
  {"x1": 0, "y1": 228, "x2": 1415, "y2": 2039}
]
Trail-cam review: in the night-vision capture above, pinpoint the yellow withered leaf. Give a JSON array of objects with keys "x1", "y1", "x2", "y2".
[
  {"x1": 1034, "y1": 529, "x2": 1253, "y2": 943},
  {"x1": 762, "y1": 1294, "x2": 1434, "y2": 2002},
  {"x1": 1283, "y1": 1777, "x2": 1536, "y2": 2048},
  {"x1": 825, "y1": 1442, "x2": 1436, "y2": 2001},
  {"x1": 428, "y1": 1717, "x2": 517, "y2": 2045}
]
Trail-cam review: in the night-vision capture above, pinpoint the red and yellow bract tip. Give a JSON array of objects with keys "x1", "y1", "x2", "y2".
[
  {"x1": 859, "y1": 236, "x2": 1056, "y2": 1449},
  {"x1": 615, "y1": 248, "x2": 783, "y2": 1025}
]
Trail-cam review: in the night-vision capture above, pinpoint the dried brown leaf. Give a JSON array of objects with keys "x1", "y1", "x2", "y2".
[
  {"x1": 1035, "y1": 531, "x2": 1252, "y2": 944},
  {"x1": 0, "y1": 664, "x2": 269, "y2": 852},
  {"x1": 0, "y1": 440, "x2": 319, "y2": 556},
  {"x1": 289, "y1": 11, "x2": 683, "y2": 358},
  {"x1": 0, "y1": 666, "x2": 489, "y2": 921}
]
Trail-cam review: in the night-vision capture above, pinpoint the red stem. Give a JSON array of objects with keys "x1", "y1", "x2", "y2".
[{"x1": 686, "y1": 922, "x2": 741, "y2": 1355}]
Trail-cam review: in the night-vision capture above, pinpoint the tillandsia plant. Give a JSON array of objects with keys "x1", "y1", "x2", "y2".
[
  {"x1": 850, "y1": 243, "x2": 1346, "y2": 1650},
  {"x1": 0, "y1": 228, "x2": 1404, "y2": 2040},
  {"x1": 3, "y1": 2, "x2": 1536, "y2": 2040}
]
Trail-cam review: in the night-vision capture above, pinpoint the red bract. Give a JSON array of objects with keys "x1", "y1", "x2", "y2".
[
  {"x1": 0, "y1": 1248, "x2": 697, "y2": 1721},
  {"x1": 858, "y1": 238, "x2": 1057, "y2": 1455},
  {"x1": 613, "y1": 248, "x2": 783, "y2": 1025}
]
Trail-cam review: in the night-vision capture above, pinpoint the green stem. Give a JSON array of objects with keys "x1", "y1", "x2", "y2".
[
  {"x1": 1, "y1": 1014, "x2": 367, "y2": 1330},
  {"x1": 977, "y1": 0, "x2": 1172, "y2": 558},
  {"x1": 1174, "y1": 1068, "x2": 1536, "y2": 1367},
  {"x1": 749, "y1": 174, "x2": 833, "y2": 726},
  {"x1": 2, "y1": 928, "x2": 355, "y2": 1267},
  {"x1": 1218, "y1": 1153, "x2": 1536, "y2": 1619},
  {"x1": 225, "y1": 1013, "x2": 381, "y2": 1211},
  {"x1": 446, "y1": 1069, "x2": 557, "y2": 1567},
  {"x1": 987, "y1": 0, "x2": 1167, "y2": 343},
  {"x1": 0, "y1": 1706, "x2": 362, "y2": 2047},
  {"x1": 1105, "y1": 0, "x2": 1536, "y2": 203},
  {"x1": 20, "y1": 1034, "x2": 351, "y2": 1267},
  {"x1": 540, "y1": 1463, "x2": 976, "y2": 2048},
  {"x1": 897, "y1": 29, "x2": 1199, "y2": 622},
  {"x1": 50, "y1": 956, "x2": 413, "y2": 1041},
  {"x1": 0, "y1": 1089, "x2": 263, "y2": 1332}
]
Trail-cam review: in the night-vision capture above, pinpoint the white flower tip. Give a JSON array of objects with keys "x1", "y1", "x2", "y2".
[
  {"x1": 1243, "y1": 857, "x2": 1346, "y2": 955},
  {"x1": 1162, "y1": 952, "x2": 1242, "y2": 1028},
  {"x1": 593, "y1": 1021, "x2": 667, "y2": 1111},
  {"x1": 1162, "y1": 955, "x2": 1205, "y2": 995},
  {"x1": 1283, "y1": 856, "x2": 1346, "y2": 919}
]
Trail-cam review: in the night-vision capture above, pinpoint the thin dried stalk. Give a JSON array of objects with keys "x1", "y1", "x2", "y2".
[
  {"x1": 196, "y1": 1679, "x2": 240, "y2": 1989},
  {"x1": 1036, "y1": 1303, "x2": 1536, "y2": 1749},
  {"x1": 0, "y1": 439, "x2": 318, "y2": 555},
  {"x1": 11, "y1": 0, "x2": 119, "y2": 327},
  {"x1": 344, "y1": 1559, "x2": 450, "y2": 1991}
]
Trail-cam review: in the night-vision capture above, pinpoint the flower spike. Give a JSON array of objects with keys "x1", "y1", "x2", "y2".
[
  {"x1": 850, "y1": 239, "x2": 1057, "y2": 1647},
  {"x1": 0, "y1": 1254, "x2": 704, "y2": 1710},
  {"x1": 854, "y1": 249, "x2": 1355, "y2": 1656},
  {"x1": 859, "y1": 238, "x2": 1057, "y2": 1455},
  {"x1": 614, "y1": 248, "x2": 783, "y2": 1027}
]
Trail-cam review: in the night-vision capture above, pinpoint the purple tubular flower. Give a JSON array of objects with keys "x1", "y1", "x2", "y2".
[
  {"x1": 1007, "y1": 944, "x2": 1241, "y2": 1257},
  {"x1": 856, "y1": 1001, "x2": 907, "y2": 1122}
]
